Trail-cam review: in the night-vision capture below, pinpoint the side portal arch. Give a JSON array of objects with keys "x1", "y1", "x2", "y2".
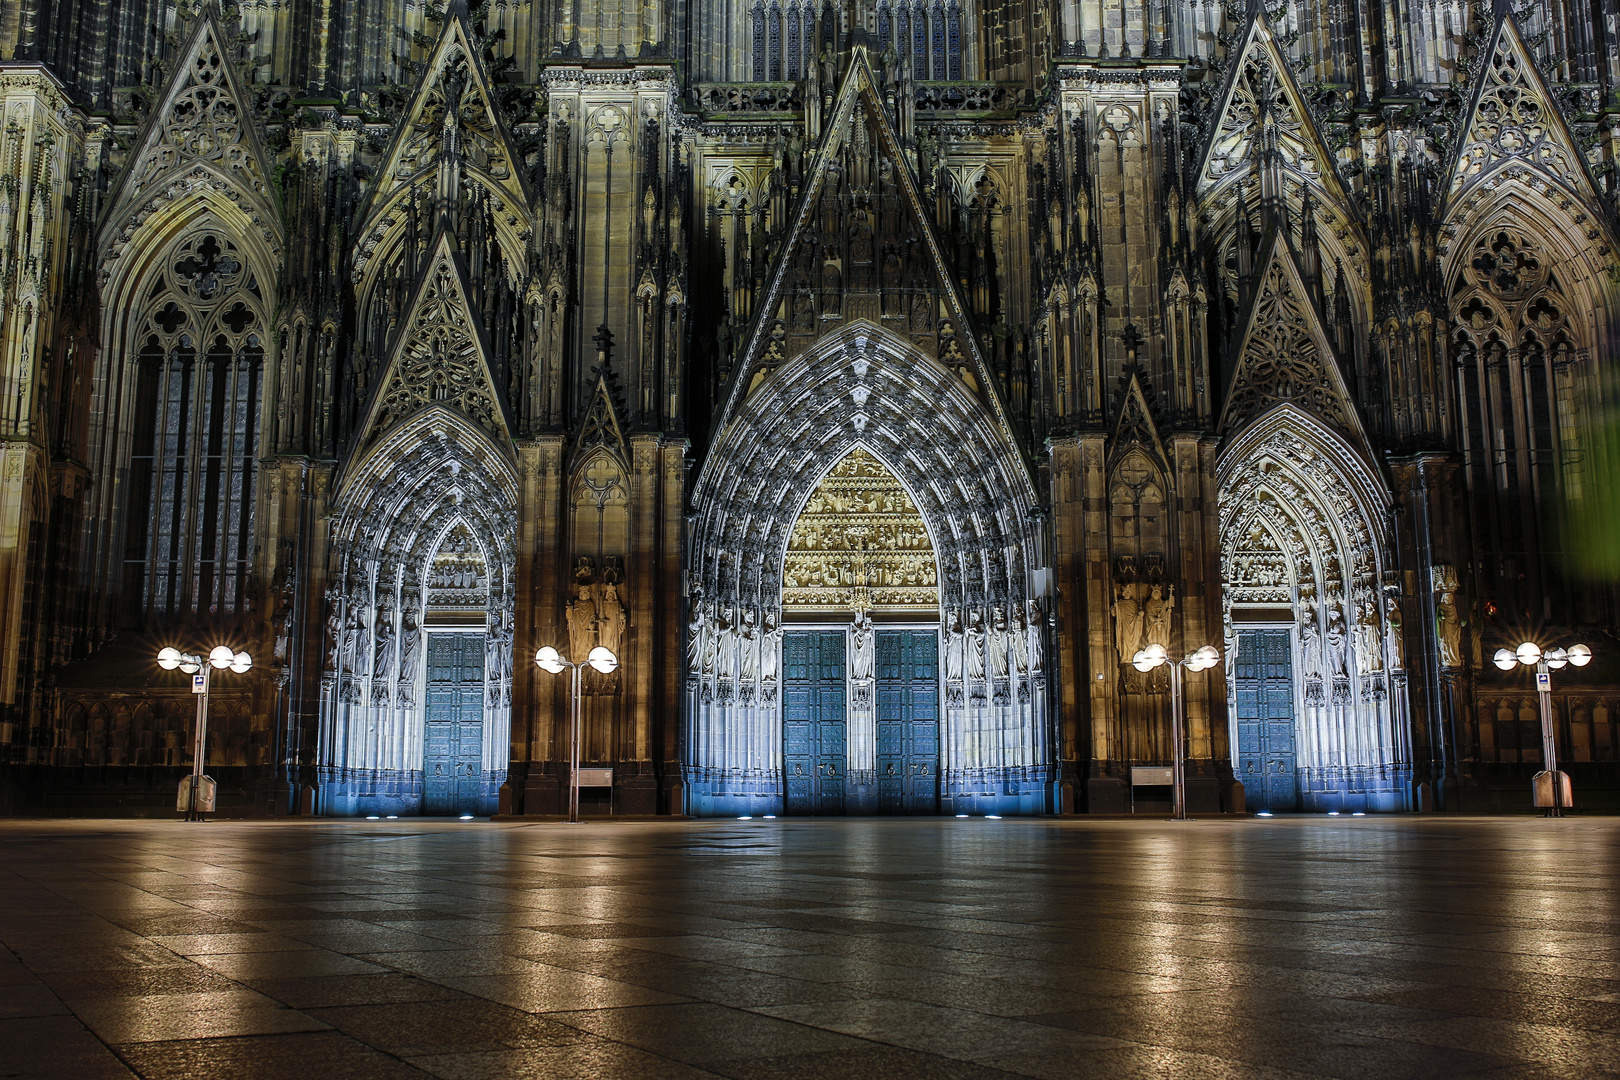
[{"x1": 1218, "y1": 405, "x2": 1410, "y2": 812}]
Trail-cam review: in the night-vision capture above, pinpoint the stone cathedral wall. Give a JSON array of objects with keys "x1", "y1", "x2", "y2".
[{"x1": 0, "y1": 1, "x2": 1617, "y2": 815}]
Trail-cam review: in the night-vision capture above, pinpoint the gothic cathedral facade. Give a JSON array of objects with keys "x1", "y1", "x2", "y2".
[{"x1": 2, "y1": 0, "x2": 1618, "y2": 816}]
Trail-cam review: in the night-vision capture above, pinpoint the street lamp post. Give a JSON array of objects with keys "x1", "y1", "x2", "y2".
[
  {"x1": 1492, "y1": 641, "x2": 1591, "y2": 816},
  {"x1": 1132, "y1": 643, "x2": 1221, "y2": 821},
  {"x1": 535, "y1": 645, "x2": 619, "y2": 823},
  {"x1": 158, "y1": 645, "x2": 252, "y2": 821}
]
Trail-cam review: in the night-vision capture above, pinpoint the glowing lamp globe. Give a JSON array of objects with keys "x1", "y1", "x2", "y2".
[
  {"x1": 588, "y1": 646, "x2": 619, "y2": 674},
  {"x1": 535, "y1": 646, "x2": 566, "y2": 674},
  {"x1": 1545, "y1": 647, "x2": 1568, "y2": 670},
  {"x1": 209, "y1": 645, "x2": 235, "y2": 669},
  {"x1": 1142, "y1": 643, "x2": 1168, "y2": 664},
  {"x1": 1515, "y1": 641, "x2": 1542, "y2": 666},
  {"x1": 1568, "y1": 643, "x2": 1593, "y2": 667},
  {"x1": 157, "y1": 647, "x2": 182, "y2": 671},
  {"x1": 229, "y1": 651, "x2": 252, "y2": 674},
  {"x1": 1493, "y1": 648, "x2": 1517, "y2": 671}
]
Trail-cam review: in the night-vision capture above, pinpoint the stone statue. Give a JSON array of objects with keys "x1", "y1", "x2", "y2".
[
  {"x1": 850, "y1": 611, "x2": 875, "y2": 681},
  {"x1": 944, "y1": 609, "x2": 964, "y2": 683},
  {"x1": 1143, "y1": 585, "x2": 1170, "y2": 651},
  {"x1": 487, "y1": 611, "x2": 513, "y2": 689},
  {"x1": 566, "y1": 583, "x2": 597, "y2": 665},
  {"x1": 988, "y1": 605, "x2": 1010, "y2": 677},
  {"x1": 714, "y1": 607, "x2": 737, "y2": 680},
  {"x1": 374, "y1": 605, "x2": 396, "y2": 680},
  {"x1": 1300, "y1": 606, "x2": 1324, "y2": 679},
  {"x1": 597, "y1": 580, "x2": 626, "y2": 663},
  {"x1": 1353, "y1": 599, "x2": 1381, "y2": 674},
  {"x1": 760, "y1": 610, "x2": 781, "y2": 684},
  {"x1": 1385, "y1": 604, "x2": 1405, "y2": 671},
  {"x1": 1435, "y1": 590, "x2": 1464, "y2": 669},
  {"x1": 1326, "y1": 606, "x2": 1348, "y2": 679},
  {"x1": 397, "y1": 607, "x2": 422, "y2": 705},
  {"x1": 1009, "y1": 605, "x2": 1030, "y2": 674},
  {"x1": 1113, "y1": 586, "x2": 1143, "y2": 662},
  {"x1": 739, "y1": 608, "x2": 759, "y2": 682},
  {"x1": 687, "y1": 599, "x2": 708, "y2": 674},
  {"x1": 341, "y1": 601, "x2": 366, "y2": 675},
  {"x1": 966, "y1": 607, "x2": 986, "y2": 680},
  {"x1": 1026, "y1": 600, "x2": 1045, "y2": 675},
  {"x1": 324, "y1": 601, "x2": 342, "y2": 672},
  {"x1": 701, "y1": 601, "x2": 721, "y2": 675}
]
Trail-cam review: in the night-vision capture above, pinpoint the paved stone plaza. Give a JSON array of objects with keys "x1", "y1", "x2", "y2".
[{"x1": 0, "y1": 817, "x2": 1616, "y2": 1080}]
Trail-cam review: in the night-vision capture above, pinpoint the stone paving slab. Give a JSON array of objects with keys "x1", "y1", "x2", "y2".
[{"x1": 0, "y1": 816, "x2": 1616, "y2": 1079}]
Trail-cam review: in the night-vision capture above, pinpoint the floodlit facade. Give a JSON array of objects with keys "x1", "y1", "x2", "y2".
[{"x1": 1, "y1": 0, "x2": 1618, "y2": 816}]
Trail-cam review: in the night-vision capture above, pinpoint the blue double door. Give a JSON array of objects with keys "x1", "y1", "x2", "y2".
[
  {"x1": 1233, "y1": 629, "x2": 1298, "y2": 812},
  {"x1": 783, "y1": 629, "x2": 939, "y2": 815},
  {"x1": 423, "y1": 632, "x2": 485, "y2": 815}
]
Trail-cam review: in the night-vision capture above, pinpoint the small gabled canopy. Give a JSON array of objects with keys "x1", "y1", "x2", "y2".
[
  {"x1": 358, "y1": 13, "x2": 531, "y2": 230},
  {"x1": 100, "y1": 5, "x2": 282, "y2": 248},
  {"x1": 706, "y1": 49, "x2": 1026, "y2": 474},
  {"x1": 1444, "y1": 11, "x2": 1608, "y2": 213},
  {"x1": 1109, "y1": 370, "x2": 1168, "y2": 473},
  {"x1": 349, "y1": 227, "x2": 515, "y2": 459},
  {"x1": 571, "y1": 369, "x2": 630, "y2": 472},
  {"x1": 1218, "y1": 227, "x2": 1369, "y2": 458},
  {"x1": 1194, "y1": 10, "x2": 1358, "y2": 226}
]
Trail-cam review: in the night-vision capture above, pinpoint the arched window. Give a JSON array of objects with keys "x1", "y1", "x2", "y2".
[{"x1": 122, "y1": 230, "x2": 265, "y2": 626}]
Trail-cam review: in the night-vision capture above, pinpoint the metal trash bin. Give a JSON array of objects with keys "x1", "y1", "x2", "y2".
[
  {"x1": 1531, "y1": 770, "x2": 1572, "y2": 810},
  {"x1": 177, "y1": 775, "x2": 218, "y2": 814}
]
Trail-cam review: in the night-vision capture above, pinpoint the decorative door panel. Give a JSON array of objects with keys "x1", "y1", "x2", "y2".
[
  {"x1": 1234, "y1": 629, "x2": 1297, "y2": 812},
  {"x1": 423, "y1": 632, "x2": 486, "y2": 814},
  {"x1": 876, "y1": 630, "x2": 940, "y2": 814},
  {"x1": 783, "y1": 631, "x2": 847, "y2": 816}
]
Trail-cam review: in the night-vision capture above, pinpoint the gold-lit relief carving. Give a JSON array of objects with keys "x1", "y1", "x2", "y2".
[{"x1": 782, "y1": 448, "x2": 938, "y2": 612}]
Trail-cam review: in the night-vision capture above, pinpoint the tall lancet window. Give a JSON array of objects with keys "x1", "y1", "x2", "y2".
[{"x1": 124, "y1": 231, "x2": 264, "y2": 626}]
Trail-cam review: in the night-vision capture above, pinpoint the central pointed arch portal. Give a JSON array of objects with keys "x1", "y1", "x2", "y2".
[{"x1": 686, "y1": 324, "x2": 1053, "y2": 816}]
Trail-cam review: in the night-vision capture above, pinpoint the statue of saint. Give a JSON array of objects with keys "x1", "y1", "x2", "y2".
[
  {"x1": 760, "y1": 610, "x2": 781, "y2": 684},
  {"x1": 687, "y1": 599, "x2": 708, "y2": 673},
  {"x1": 987, "y1": 605, "x2": 1010, "y2": 677},
  {"x1": 566, "y1": 583, "x2": 597, "y2": 665},
  {"x1": 1353, "y1": 600, "x2": 1381, "y2": 674},
  {"x1": 597, "y1": 580, "x2": 626, "y2": 663},
  {"x1": 1143, "y1": 585, "x2": 1170, "y2": 651},
  {"x1": 397, "y1": 607, "x2": 422, "y2": 706},
  {"x1": 1009, "y1": 605, "x2": 1029, "y2": 674},
  {"x1": 944, "y1": 610, "x2": 964, "y2": 683},
  {"x1": 1027, "y1": 600, "x2": 1045, "y2": 674},
  {"x1": 1113, "y1": 586, "x2": 1142, "y2": 663},
  {"x1": 850, "y1": 611, "x2": 875, "y2": 681},
  {"x1": 739, "y1": 608, "x2": 760, "y2": 682},
  {"x1": 966, "y1": 608, "x2": 986, "y2": 680},
  {"x1": 1435, "y1": 590, "x2": 1464, "y2": 669}
]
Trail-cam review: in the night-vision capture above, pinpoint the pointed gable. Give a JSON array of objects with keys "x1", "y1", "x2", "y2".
[
  {"x1": 573, "y1": 369, "x2": 629, "y2": 469},
  {"x1": 353, "y1": 229, "x2": 513, "y2": 450},
  {"x1": 1446, "y1": 13, "x2": 1602, "y2": 205},
  {"x1": 365, "y1": 15, "x2": 529, "y2": 220},
  {"x1": 1218, "y1": 229, "x2": 1364, "y2": 446},
  {"x1": 1110, "y1": 370, "x2": 1166, "y2": 469},
  {"x1": 1195, "y1": 13, "x2": 1355, "y2": 218},
  {"x1": 101, "y1": 9, "x2": 280, "y2": 244},
  {"x1": 714, "y1": 50, "x2": 1013, "y2": 434}
]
